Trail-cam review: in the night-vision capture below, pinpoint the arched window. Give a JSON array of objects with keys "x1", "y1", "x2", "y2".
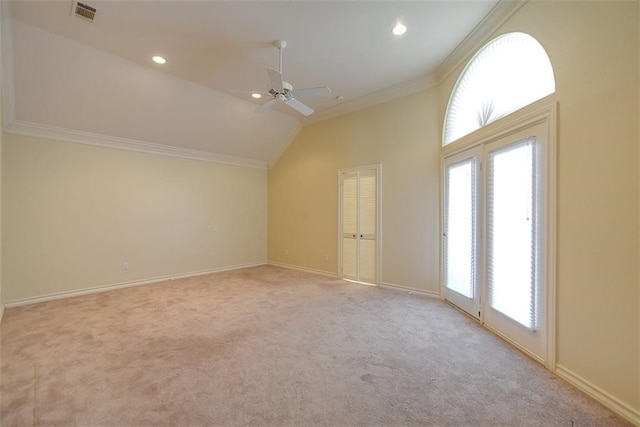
[{"x1": 443, "y1": 32, "x2": 555, "y2": 145}]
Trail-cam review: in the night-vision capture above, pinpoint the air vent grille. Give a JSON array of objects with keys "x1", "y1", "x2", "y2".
[{"x1": 72, "y1": 1, "x2": 96, "y2": 22}]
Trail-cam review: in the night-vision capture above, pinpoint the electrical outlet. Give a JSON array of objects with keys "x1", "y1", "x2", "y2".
[
  {"x1": 208, "y1": 252, "x2": 214, "y2": 260},
  {"x1": 122, "y1": 262, "x2": 129, "y2": 272},
  {"x1": 285, "y1": 249, "x2": 289, "y2": 256},
  {"x1": 213, "y1": 225, "x2": 218, "y2": 233},
  {"x1": 324, "y1": 254, "x2": 329, "y2": 262}
]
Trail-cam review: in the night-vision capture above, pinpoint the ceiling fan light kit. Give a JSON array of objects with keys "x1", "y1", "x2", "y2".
[{"x1": 235, "y1": 39, "x2": 331, "y2": 116}]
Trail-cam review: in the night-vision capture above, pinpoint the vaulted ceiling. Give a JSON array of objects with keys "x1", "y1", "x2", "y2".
[{"x1": 3, "y1": 1, "x2": 517, "y2": 167}]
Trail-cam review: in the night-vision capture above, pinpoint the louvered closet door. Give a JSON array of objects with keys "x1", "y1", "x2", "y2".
[{"x1": 340, "y1": 168, "x2": 378, "y2": 285}]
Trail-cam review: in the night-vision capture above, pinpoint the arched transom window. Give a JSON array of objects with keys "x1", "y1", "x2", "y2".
[{"x1": 443, "y1": 32, "x2": 555, "y2": 145}]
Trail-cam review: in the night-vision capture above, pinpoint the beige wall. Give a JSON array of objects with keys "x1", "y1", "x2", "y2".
[
  {"x1": 0, "y1": 109, "x2": 3, "y2": 320},
  {"x1": 482, "y1": 0, "x2": 638, "y2": 412},
  {"x1": 2, "y1": 133, "x2": 267, "y2": 302},
  {"x1": 0, "y1": 0, "x2": 4, "y2": 320},
  {"x1": 268, "y1": 89, "x2": 441, "y2": 292},
  {"x1": 269, "y1": 0, "x2": 639, "y2": 417}
]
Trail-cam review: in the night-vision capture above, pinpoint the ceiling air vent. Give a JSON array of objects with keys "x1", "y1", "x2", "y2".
[{"x1": 71, "y1": 1, "x2": 96, "y2": 22}]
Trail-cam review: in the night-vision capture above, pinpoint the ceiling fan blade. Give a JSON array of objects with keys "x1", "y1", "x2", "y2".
[
  {"x1": 256, "y1": 98, "x2": 277, "y2": 113},
  {"x1": 291, "y1": 86, "x2": 331, "y2": 98},
  {"x1": 267, "y1": 68, "x2": 284, "y2": 92},
  {"x1": 286, "y1": 98, "x2": 314, "y2": 116}
]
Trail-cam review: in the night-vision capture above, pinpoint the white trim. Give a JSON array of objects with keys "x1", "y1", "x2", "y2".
[
  {"x1": 379, "y1": 282, "x2": 441, "y2": 299},
  {"x1": 555, "y1": 365, "x2": 640, "y2": 426},
  {"x1": 435, "y1": 0, "x2": 528, "y2": 83},
  {"x1": 483, "y1": 322, "x2": 545, "y2": 366},
  {"x1": 267, "y1": 261, "x2": 337, "y2": 278},
  {"x1": 0, "y1": 11, "x2": 266, "y2": 170},
  {"x1": 0, "y1": 302, "x2": 4, "y2": 323},
  {"x1": 442, "y1": 97, "x2": 556, "y2": 157},
  {"x1": 4, "y1": 120, "x2": 268, "y2": 169},
  {"x1": 4, "y1": 261, "x2": 266, "y2": 308}
]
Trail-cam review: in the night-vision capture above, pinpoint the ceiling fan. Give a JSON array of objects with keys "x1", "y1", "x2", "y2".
[{"x1": 236, "y1": 40, "x2": 331, "y2": 116}]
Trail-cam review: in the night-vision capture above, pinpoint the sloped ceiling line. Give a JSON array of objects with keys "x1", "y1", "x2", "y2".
[
  {"x1": 1, "y1": 1, "x2": 522, "y2": 169},
  {"x1": 5, "y1": 120, "x2": 269, "y2": 169}
]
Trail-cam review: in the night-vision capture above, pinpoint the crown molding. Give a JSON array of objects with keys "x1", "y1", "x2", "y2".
[
  {"x1": 301, "y1": 73, "x2": 438, "y2": 126},
  {"x1": 4, "y1": 120, "x2": 268, "y2": 169},
  {"x1": 0, "y1": 5, "x2": 266, "y2": 170},
  {"x1": 301, "y1": 0, "x2": 526, "y2": 128},
  {"x1": 1, "y1": 0, "x2": 526, "y2": 168},
  {"x1": 435, "y1": 0, "x2": 528, "y2": 83}
]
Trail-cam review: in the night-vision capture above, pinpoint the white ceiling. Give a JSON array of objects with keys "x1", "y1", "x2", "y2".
[{"x1": 5, "y1": 1, "x2": 507, "y2": 166}]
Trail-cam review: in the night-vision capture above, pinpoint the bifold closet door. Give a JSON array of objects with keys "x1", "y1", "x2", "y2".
[{"x1": 340, "y1": 169, "x2": 378, "y2": 285}]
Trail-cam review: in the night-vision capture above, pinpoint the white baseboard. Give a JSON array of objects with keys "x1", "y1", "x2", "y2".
[
  {"x1": 267, "y1": 261, "x2": 337, "y2": 278},
  {"x1": 4, "y1": 261, "x2": 266, "y2": 308},
  {"x1": 379, "y1": 281, "x2": 441, "y2": 299},
  {"x1": 555, "y1": 365, "x2": 640, "y2": 425}
]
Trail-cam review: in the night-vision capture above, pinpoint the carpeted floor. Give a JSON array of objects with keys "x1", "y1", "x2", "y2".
[{"x1": 0, "y1": 265, "x2": 630, "y2": 426}]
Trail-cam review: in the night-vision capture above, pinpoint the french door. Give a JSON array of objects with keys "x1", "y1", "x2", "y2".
[
  {"x1": 443, "y1": 118, "x2": 553, "y2": 365},
  {"x1": 339, "y1": 166, "x2": 380, "y2": 285},
  {"x1": 443, "y1": 146, "x2": 482, "y2": 319}
]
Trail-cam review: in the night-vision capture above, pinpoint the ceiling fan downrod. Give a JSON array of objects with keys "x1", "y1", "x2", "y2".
[{"x1": 274, "y1": 40, "x2": 287, "y2": 74}]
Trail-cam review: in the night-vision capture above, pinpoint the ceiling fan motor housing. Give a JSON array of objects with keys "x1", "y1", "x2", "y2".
[{"x1": 270, "y1": 81, "x2": 294, "y2": 101}]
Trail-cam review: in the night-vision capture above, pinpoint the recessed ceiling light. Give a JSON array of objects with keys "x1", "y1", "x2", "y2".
[
  {"x1": 251, "y1": 93, "x2": 262, "y2": 99},
  {"x1": 152, "y1": 55, "x2": 166, "y2": 65},
  {"x1": 392, "y1": 23, "x2": 407, "y2": 36}
]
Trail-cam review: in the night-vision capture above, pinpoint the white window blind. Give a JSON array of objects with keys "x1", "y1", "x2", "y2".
[
  {"x1": 443, "y1": 33, "x2": 555, "y2": 145},
  {"x1": 444, "y1": 159, "x2": 476, "y2": 299},
  {"x1": 486, "y1": 138, "x2": 538, "y2": 330}
]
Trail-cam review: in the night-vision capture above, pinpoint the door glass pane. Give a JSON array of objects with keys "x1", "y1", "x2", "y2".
[
  {"x1": 487, "y1": 139, "x2": 537, "y2": 329},
  {"x1": 444, "y1": 159, "x2": 476, "y2": 298}
]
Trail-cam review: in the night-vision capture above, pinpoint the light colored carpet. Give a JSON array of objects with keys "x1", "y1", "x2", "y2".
[{"x1": 0, "y1": 265, "x2": 630, "y2": 426}]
